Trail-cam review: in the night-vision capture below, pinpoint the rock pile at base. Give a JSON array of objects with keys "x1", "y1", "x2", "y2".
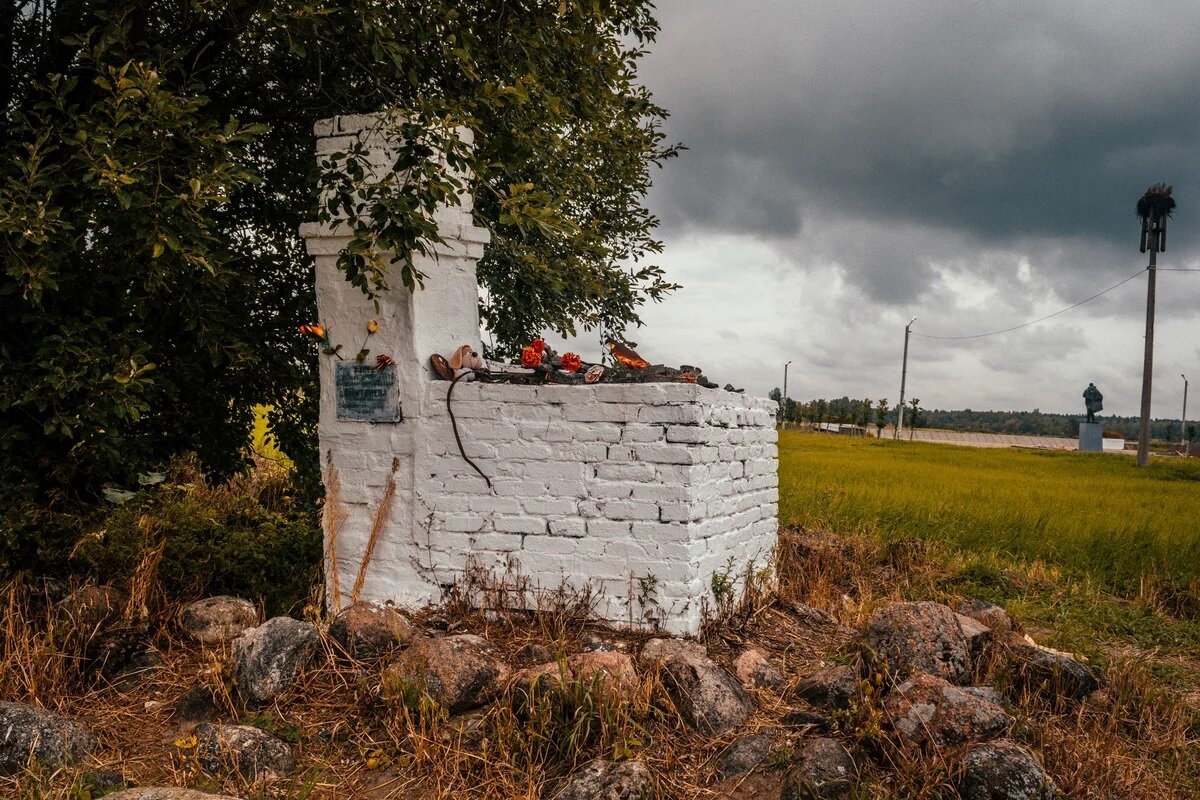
[
  {"x1": 0, "y1": 701, "x2": 95, "y2": 775},
  {"x1": 232, "y1": 616, "x2": 321, "y2": 704}
]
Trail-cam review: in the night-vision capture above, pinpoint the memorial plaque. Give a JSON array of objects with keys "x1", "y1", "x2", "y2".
[{"x1": 335, "y1": 362, "x2": 402, "y2": 422}]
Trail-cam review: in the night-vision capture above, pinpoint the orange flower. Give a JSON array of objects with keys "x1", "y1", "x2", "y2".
[
  {"x1": 366, "y1": 319, "x2": 379, "y2": 334},
  {"x1": 299, "y1": 323, "x2": 326, "y2": 340},
  {"x1": 531, "y1": 338, "x2": 546, "y2": 355},
  {"x1": 520, "y1": 345, "x2": 542, "y2": 368},
  {"x1": 561, "y1": 352, "x2": 582, "y2": 373},
  {"x1": 680, "y1": 371, "x2": 697, "y2": 384}
]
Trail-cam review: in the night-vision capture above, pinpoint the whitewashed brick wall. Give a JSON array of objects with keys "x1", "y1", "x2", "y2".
[{"x1": 303, "y1": 114, "x2": 779, "y2": 635}]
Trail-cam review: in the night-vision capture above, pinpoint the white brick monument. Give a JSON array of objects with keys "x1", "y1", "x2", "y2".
[{"x1": 301, "y1": 115, "x2": 778, "y2": 634}]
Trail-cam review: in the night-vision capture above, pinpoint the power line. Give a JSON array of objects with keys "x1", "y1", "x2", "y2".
[{"x1": 911, "y1": 267, "x2": 1148, "y2": 341}]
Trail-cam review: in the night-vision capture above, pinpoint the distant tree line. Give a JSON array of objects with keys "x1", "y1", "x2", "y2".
[{"x1": 769, "y1": 391, "x2": 1196, "y2": 442}]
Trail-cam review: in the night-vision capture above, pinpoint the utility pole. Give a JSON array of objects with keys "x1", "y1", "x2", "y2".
[
  {"x1": 895, "y1": 317, "x2": 916, "y2": 440},
  {"x1": 1135, "y1": 184, "x2": 1175, "y2": 468},
  {"x1": 1182, "y1": 373, "x2": 1189, "y2": 455},
  {"x1": 780, "y1": 360, "x2": 792, "y2": 429}
]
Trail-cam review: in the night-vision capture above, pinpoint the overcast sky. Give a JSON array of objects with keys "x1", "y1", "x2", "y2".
[{"x1": 568, "y1": 0, "x2": 1200, "y2": 418}]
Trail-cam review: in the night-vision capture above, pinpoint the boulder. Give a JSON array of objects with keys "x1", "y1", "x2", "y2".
[
  {"x1": 104, "y1": 790, "x2": 243, "y2": 800},
  {"x1": 567, "y1": 651, "x2": 638, "y2": 693},
  {"x1": 58, "y1": 585, "x2": 126, "y2": 631},
  {"x1": 793, "y1": 664, "x2": 860, "y2": 710},
  {"x1": 957, "y1": 740, "x2": 1057, "y2": 800},
  {"x1": 637, "y1": 637, "x2": 706, "y2": 669},
  {"x1": 865, "y1": 601, "x2": 970, "y2": 683},
  {"x1": 328, "y1": 601, "x2": 413, "y2": 658},
  {"x1": 1005, "y1": 636, "x2": 1098, "y2": 701},
  {"x1": 651, "y1": 644, "x2": 751, "y2": 736},
  {"x1": 955, "y1": 613, "x2": 994, "y2": 658},
  {"x1": 956, "y1": 599, "x2": 1016, "y2": 634},
  {"x1": 553, "y1": 759, "x2": 653, "y2": 800},
  {"x1": 383, "y1": 635, "x2": 509, "y2": 713},
  {"x1": 232, "y1": 617, "x2": 321, "y2": 705},
  {"x1": 715, "y1": 733, "x2": 775, "y2": 780},
  {"x1": 180, "y1": 596, "x2": 258, "y2": 646},
  {"x1": 780, "y1": 738, "x2": 857, "y2": 799},
  {"x1": 0, "y1": 701, "x2": 95, "y2": 775},
  {"x1": 194, "y1": 723, "x2": 294, "y2": 781},
  {"x1": 883, "y1": 672, "x2": 1012, "y2": 749},
  {"x1": 733, "y1": 648, "x2": 785, "y2": 690}
]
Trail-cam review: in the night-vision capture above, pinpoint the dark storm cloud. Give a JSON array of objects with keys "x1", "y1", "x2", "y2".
[{"x1": 642, "y1": 0, "x2": 1200, "y2": 300}]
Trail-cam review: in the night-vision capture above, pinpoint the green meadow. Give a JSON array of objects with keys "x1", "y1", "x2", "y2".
[{"x1": 778, "y1": 430, "x2": 1200, "y2": 594}]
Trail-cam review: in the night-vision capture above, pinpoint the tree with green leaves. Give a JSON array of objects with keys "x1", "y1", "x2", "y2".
[
  {"x1": 1, "y1": 1, "x2": 678, "y2": 519},
  {"x1": 874, "y1": 398, "x2": 889, "y2": 438}
]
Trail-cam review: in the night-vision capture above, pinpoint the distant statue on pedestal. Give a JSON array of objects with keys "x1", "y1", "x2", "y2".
[{"x1": 1083, "y1": 383, "x2": 1103, "y2": 424}]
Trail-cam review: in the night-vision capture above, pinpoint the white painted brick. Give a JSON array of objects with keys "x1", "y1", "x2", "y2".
[
  {"x1": 622, "y1": 424, "x2": 667, "y2": 443},
  {"x1": 494, "y1": 515, "x2": 547, "y2": 534},
  {"x1": 638, "y1": 404, "x2": 704, "y2": 424},
  {"x1": 630, "y1": 484, "x2": 690, "y2": 503},
  {"x1": 587, "y1": 519, "x2": 633, "y2": 537},
  {"x1": 632, "y1": 444, "x2": 697, "y2": 464},
  {"x1": 594, "y1": 463, "x2": 657, "y2": 482},
  {"x1": 574, "y1": 423, "x2": 623, "y2": 443},
  {"x1": 563, "y1": 403, "x2": 636, "y2": 423},
  {"x1": 523, "y1": 497, "x2": 578, "y2": 516},
  {"x1": 549, "y1": 518, "x2": 586, "y2": 537},
  {"x1": 467, "y1": 496, "x2": 523, "y2": 514},
  {"x1": 603, "y1": 500, "x2": 660, "y2": 521},
  {"x1": 469, "y1": 533, "x2": 524, "y2": 552},
  {"x1": 443, "y1": 514, "x2": 486, "y2": 533}
]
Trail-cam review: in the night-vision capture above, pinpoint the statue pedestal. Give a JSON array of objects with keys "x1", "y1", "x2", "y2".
[{"x1": 1079, "y1": 422, "x2": 1103, "y2": 452}]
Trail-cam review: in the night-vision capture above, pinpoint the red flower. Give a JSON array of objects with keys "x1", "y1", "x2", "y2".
[
  {"x1": 520, "y1": 345, "x2": 542, "y2": 368},
  {"x1": 375, "y1": 354, "x2": 395, "y2": 370},
  {"x1": 531, "y1": 338, "x2": 546, "y2": 355},
  {"x1": 680, "y1": 371, "x2": 697, "y2": 384},
  {"x1": 561, "y1": 352, "x2": 582, "y2": 373}
]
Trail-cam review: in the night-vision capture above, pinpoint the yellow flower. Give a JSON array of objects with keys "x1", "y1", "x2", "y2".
[{"x1": 366, "y1": 319, "x2": 379, "y2": 334}]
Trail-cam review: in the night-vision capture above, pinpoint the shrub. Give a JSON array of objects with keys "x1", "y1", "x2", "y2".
[{"x1": 69, "y1": 457, "x2": 321, "y2": 616}]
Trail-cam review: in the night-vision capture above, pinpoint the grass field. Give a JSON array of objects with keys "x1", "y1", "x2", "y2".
[{"x1": 779, "y1": 430, "x2": 1200, "y2": 593}]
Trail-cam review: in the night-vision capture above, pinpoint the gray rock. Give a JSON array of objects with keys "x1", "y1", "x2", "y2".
[
  {"x1": 866, "y1": 601, "x2": 970, "y2": 683},
  {"x1": 955, "y1": 613, "x2": 994, "y2": 658},
  {"x1": 733, "y1": 648, "x2": 786, "y2": 690},
  {"x1": 0, "y1": 701, "x2": 95, "y2": 775},
  {"x1": 956, "y1": 599, "x2": 1016, "y2": 633},
  {"x1": 780, "y1": 738, "x2": 857, "y2": 799},
  {"x1": 653, "y1": 645, "x2": 752, "y2": 736},
  {"x1": 232, "y1": 617, "x2": 321, "y2": 705},
  {"x1": 957, "y1": 740, "x2": 1057, "y2": 800},
  {"x1": 716, "y1": 733, "x2": 775, "y2": 779},
  {"x1": 883, "y1": 672, "x2": 1013, "y2": 749},
  {"x1": 794, "y1": 664, "x2": 860, "y2": 710},
  {"x1": 1005, "y1": 636, "x2": 1099, "y2": 701},
  {"x1": 195, "y1": 722, "x2": 294, "y2": 781},
  {"x1": 103, "y1": 789, "x2": 243, "y2": 800},
  {"x1": 383, "y1": 634, "x2": 509, "y2": 713},
  {"x1": 553, "y1": 758, "x2": 653, "y2": 799},
  {"x1": 328, "y1": 601, "x2": 413, "y2": 659},
  {"x1": 181, "y1": 596, "x2": 258, "y2": 646}
]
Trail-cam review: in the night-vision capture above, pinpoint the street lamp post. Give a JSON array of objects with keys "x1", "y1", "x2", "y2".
[
  {"x1": 1182, "y1": 373, "x2": 1189, "y2": 455},
  {"x1": 895, "y1": 317, "x2": 916, "y2": 440},
  {"x1": 781, "y1": 360, "x2": 792, "y2": 428},
  {"x1": 1135, "y1": 184, "x2": 1175, "y2": 468}
]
